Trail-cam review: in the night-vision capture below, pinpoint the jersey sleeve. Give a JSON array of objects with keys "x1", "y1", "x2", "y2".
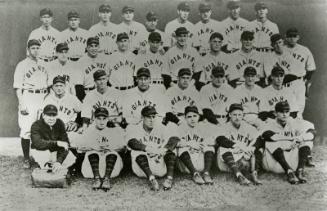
[
  {"x1": 81, "y1": 93, "x2": 93, "y2": 119},
  {"x1": 306, "y1": 48, "x2": 316, "y2": 71},
  {"x1": 13, "y1": 62, "x2": 24, "y2": 89}
]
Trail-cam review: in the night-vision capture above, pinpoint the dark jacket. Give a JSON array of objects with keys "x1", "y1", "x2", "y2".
[{"x1": 31, "y1": 118, "x2": 69, "y2": 163}]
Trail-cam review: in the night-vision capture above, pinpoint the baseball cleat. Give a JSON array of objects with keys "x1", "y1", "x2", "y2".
[
  {"x1": 296, "y1": 168, "x2": 307, "y2": 184},
  {"x1": 162, "y1": 177, "x2": 173, "y2": 190},
  {"x1": 101, "y1": 178, "x2": 111, "y2": 191},
  {"x1": 92, "y1": 177, "x2": 102, "y2": 190},
  {"x1": 287, "y1": 171, "x2": 299, "y2": 185},
  {"x1": 250, "y1": 171, "x2": 262, "y2": 185},
  {"x1": 202, "y1": 172, "x2": 214, "y2": 185},
  {"x1": 149, "y1": 176, "x2": 159, "y2": 191},
  {"x1": 237, "y1": 174, "x2": 251, "y2": 186},
  {"x1": 192, "y1": 172, "x2": 205, "y2": 185},
  {"x1": 23, "y1": 159, "x2": 31, "y2": 169}
]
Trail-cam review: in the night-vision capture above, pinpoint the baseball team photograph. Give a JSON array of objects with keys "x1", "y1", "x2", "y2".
[{"x1": 1, "y1": 0, "x2": 327, "y2": 210}]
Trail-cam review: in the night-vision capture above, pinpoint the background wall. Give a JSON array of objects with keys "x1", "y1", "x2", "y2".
[{"x1": 0, "y1": 0, "x2": 326, "y2": 137}]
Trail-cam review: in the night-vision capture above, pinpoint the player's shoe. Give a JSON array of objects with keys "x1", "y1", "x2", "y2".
[
  {"x1": 162, "y1": 177, "x2": 173, "y2": 190},
  {"x1": 287, "y1": 171, "x2": 299, "y2": 185},
  {"x1": 149, "y1": 176, "x2": 159, "y2": 191},
  {"x1": 306, "y1": 156, "x2": 315, "y2": 167},
  {"x1": 237, "y1": 173, "x2": 251, "y2": 186},
  {"x1": 296, "y1": 168, "x2": 307, "y2": 184},
  {"x1": 202, "y1": 172, "x2": 213, "y2": 185},
  {"x1": 192, "y1": 172, "x2": 205, "y2": 185},
  {"x1": 101, "y1": 178, "x2": 111, "y2": 191},
  {"x1": 92, "y1": 177, "x2": 102, "y2": 190},
  {"x1": 23, "y1": 159, "x2": 31, "y2": 169},
  {"x1": 250, "y1": 171, "x2": 262, "y2": 185}
]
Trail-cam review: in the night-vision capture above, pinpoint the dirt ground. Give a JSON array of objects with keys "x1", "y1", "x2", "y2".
[{"x1": 1, "y1": 145, "x2": 327, "y2": 211}]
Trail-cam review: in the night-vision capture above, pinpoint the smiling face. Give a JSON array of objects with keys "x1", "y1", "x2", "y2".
[
  {"x1": 87, "y1": 43, "x2": 99, "y2": 57},
  {"x1": 229, "y1": 109, "x2": 244, "y2": 128},
  {"x1": 256, "y1": 8, "x2": 268, "y2": 19},
  {"x1": 57, "y1": 50, "x2": 68, "y2": 63},
  {"x1": 95, "y1": 75, "x2": 108, "y2": 91},
  {"x1": 176, "y1": 33, "x2": 188, "y2": 47},
  {"x1": 241, "y1": 38, "x2": 254, "y2": 51},
  {"x1": 211, "y1": 75, "x2": 225, "y2": 87},
  {"x1": 178, "y1": 10, "x2": 189, "y2": 22},
  {"x1": 244, "y1": 74, "x2": 256, "y2": 87}
]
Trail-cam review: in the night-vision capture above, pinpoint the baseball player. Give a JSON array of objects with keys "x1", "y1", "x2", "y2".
[
  {"x1": 127, "y1": 106, "x2": 179, "y2": 191},
  {"x1": 285, "y1": 27, "x2": 316, "y2": 117},
  {"x1": 193, "y1": 3, "x2": 224, "y2": 54},
  {"x1": 122, "y1": 68, "x2": 167, "y2": 125},
  {"x1": 88, "y1": 4, "x2": 118, "y2": 56},
  {"x1": 260, "y1": 101, "x2": 315, "y2": 184},
  {"x1": 61, "y1": 10, "x2": 89, "y2": 61},
  {"x1": 76, "y1": 107, "x2": 125, "y2": 191},
  {"x1": 164, "y1": 2, "x2": 195, "y2": 47},
  {"x1": 217, "y1": 103, "x2": 262, "y2": 185},
  {"x1": 118, "y1": 6, "x2": 148, "y2": 53},
  {"x1": 220, "y1": 1, "x2": 251, "y2": 53},
  {"x1": 228, "y1": 31, "x2": 265, "y2": 88},
  {"x1": 200, "y1": 66, "x2": 235, "y2": 125},
  {"x1": 28, "y1": 8, "x2": 61, "y2": 62},
  {"x1": 177, "y1": 106, "x2": 216, "y2": 185},
  {"x1": 250, "y1": 2, "x2": 279, "y2": 52},
  {"x1": 13, "y1": 39, "x2": 48, "y2": 168},
  {"x1": 107, "y1": 32, "x2": 137, "y2": 91}
]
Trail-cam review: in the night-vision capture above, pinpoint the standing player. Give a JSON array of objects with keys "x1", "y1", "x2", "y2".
[
  {"x1": 13, "y1": 39, "x2": 48, "y2": 168},
  {"x1": 127, "y1": 106, "x2": 179, "y2": 191},
  {"x1": 250, "y1": 2, "x2": 279, "y2": 52},
  {"x1": 61, "y1": 10, "x2": 89, "y2": 61},
  {"x1": 165, "y1": 2, "x2": 195, "y2": 47},
  {"x1": 193, "y1": 3, "x2": 224, "y2": 54},
  {"x1": 220, "y1": 1, "x2": 251, "y2": 53},
  {"x1": 89, "y1": 4, "x2": 118, "y2": 56},
  {"x1": 118, "y1": 6, "x2": 147, "y2": 53},
  {"x1": 28, "y1": 8, "x2": 61, "y2": 62}
]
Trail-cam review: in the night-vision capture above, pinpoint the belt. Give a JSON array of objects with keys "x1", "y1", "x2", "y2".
[
  {"x1": 177, "y1": 113, "x2": 184, "y2": 117},
  {"x1": 114, "y1": 85, "x2": 134, "y2": 91},
  {"x1": 84, "y1": 87, "x2": 95, "y2": 91},
  {"x1": 69, "y1": 57, "x2": 80, "y2": 61},
  {"x1": 172, "y1": 80, "x2": 178, "y2": 83},
  {"x1": 39, "y1": 57, "x2": 56, "y2": 62},
  {"x1": 296, "y1": 76, "x2": 305, "y2": 80},
  {"x1": 25, "y1": 89, "x2": 47, "y2": 94},
  {"x1": 214, "y1": 114, "x2": 226, "y2": 118},
  {"x1": 152, "y1": 80, "x2": 163, "y2": 84},
  {"x1": 255, "y1": 47, "x2": 273, "y2": 53}
]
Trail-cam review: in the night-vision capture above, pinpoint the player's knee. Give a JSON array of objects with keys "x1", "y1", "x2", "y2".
[
  {"x1": 88, "y1": 153, "x2": 99, "y2": 161},
  {"x1": 135, "y1": 154, "x2": 148, "y2": 165}
]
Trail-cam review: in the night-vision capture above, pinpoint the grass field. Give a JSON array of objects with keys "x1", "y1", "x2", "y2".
[{"x1": 1, "y1": 141, "x2": 327, "y2": 211}]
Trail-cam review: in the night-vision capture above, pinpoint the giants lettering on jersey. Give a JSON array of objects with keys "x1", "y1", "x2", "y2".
[
  {"x1": 225, "y1": 25, "x2": 245, "y2": 36},
  {"x1": 254, "y1": 27, "x2": 274, "y2": 36},
  {"x1": 58, "y1": 106, "x2": 72, "y2": 116},
  {"x1": 111, "y1": 60, "x2": 136, "y2": 71},
  {"x1": 25, "y1": 66, "x2": 46, "y2": 78},
  {"x1": 95, "y1": 31, "x2": 116, "y2": 40},
  {"x1": 229, "y1": 133, "x2": 251, "y2": 145},
  {"x1": 236, "y1": 60, "x2": 260, "y2": 70},
  {"x1": 204, "y1": 62, "x2": 229, "y2": 72},
  {"x1": 37, "y1": 35, "x2": 57, "y2": 45},
  {"x1": 181, "y1": 134, "x2": 204, "y2": 143},
  {"x1": 143, "y1": 59, "x2": 163, "y2": 68},
  {"x1": 268, "y1": 97, "x2": 288, "y2": 106},
  {"x1": 140, "y1": 136, "x2": 164, "y2": 145},
  {"x1": 169, "y1": 53, "x2": 195, "y2": 65},
  {"x1": 275, "y1": 61, "x2": 291, "y2": 71},
  {"x1": 64, "y1": 36, "x2": 87, "y2": 45},
  {"x1": 197, "y1": 28, "x2": 214, "y2": 36},
  {"x1": 131, "y1": 100, "x2": 156, "y2": 111},
  {"x1": 171, "y1": 95, "x2": 195, "y2": 106},
  {"x1": 97, "y1": 136, "x2": 109, "y2": 144},
  {"x1": 92, "y1": 100, "x2": 118, "y2": 111},
  {"x1": 85, "y1": 63, "x2": 107, "y2": 74},
  {"x1": 209, "y1": 93, "x2": 228, "y2": 104},
  {"x1": 240, "y1": 96, "x2": 259, "y2": 106},
  {"x1": 291, "y1": 52, "x2": 305, "y2": 63}
]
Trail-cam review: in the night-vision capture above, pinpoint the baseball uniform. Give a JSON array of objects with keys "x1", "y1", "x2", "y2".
[
  {"x1": 165, "y1": 19, "x2": 195, "y2": 47},
  {"x1": 250, "y1": 19, "x2": 279, "y2": 50},
  {"x1": 61, "y1": 27, "x2": 89, "y2": 60},
  {"x1": 263, "y1": 50, "x2": 296, "y2": 78},
  {"x1": 118, "y1": 21, "x2": 148, "y2": 52},
  {"x1": 89, "y1": 22, "x2": 118, "y2": 55},
  {"x1": 141, "y1": 29, "x2": 169, "y2": 49}
]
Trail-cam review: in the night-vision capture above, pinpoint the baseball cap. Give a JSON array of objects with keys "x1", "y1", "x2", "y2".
[
  {"x1": 227, "y1": 1, "x2": 240, "y2": 9},
  {"x1": 56, "y1": 43, "x2": 69, "y2": 52},
  {"x1": 210, "y1": 32, "x2": 224, "y2": 41},
  {"x1": 199, "y1": 3, "x2": 212, "y2": 13},
  {"x1": 178, "y1": 68, "x2": 192, "y2": 77},
  {"x1": 87, "y1": 37, "x2": 99, "y2": 46},
  {"x1": 212, "y1": 66, "x2": 225, "y2": 77},
  {"x1": 136, "y1": 67, "x2": 151, "y2": 78},
  {"x1": 184, "y1": 106, "x2": 199, "y2": 115},
  {"x1": 53, "y1": 76, "x2": 66, "y2": 84},
  {"x1": 244, "y1": 66, "x2": 257, "y2": 76},
  {"x1": 146, "y1": 11, "x2": 158, "y2": 21},
  {"x1": 148, "y1": 32, "x2": 161, "y2": 42},
  {"x1": 271, "y1": 66, "x2": 285, "y2": 76},
  {"x1": 270, "y1": 34, "x2": 283, "y2": 45},
  {"x1": 40, "y1": 8, "x2": 53, "y2": 17},
  {"x1": 93, "y1": 69, "x2": 107, "y2": 80},
  {"x1": 241, "y1": 31, "x2": 254, "y2": 40},
  {"x1": 275, "y1": 101, "x2": 290, "y2": 112},
  {"x1": 141, "y1": 106, "x2": 157, "y2": 117},
  {"x1": 286, "y1": 27, "x2": 299, "y2": 37},
  {"x1": 177, "y1": 2, "x2": 191, "y2": 11},
  {"x1": 94, "y1": 107, "x2": 109, "y2": 118},
  {"x1": 175, "y1": 27, "x2": 189, "y2": 36},
  {"x1": 27, "y1": 39, "x2": 41, "y2": 48},
  {"x1": 67, "y1": 10, "x2": 80, "y2": 19},
  {"x1": 116, "y1": 32, "x2": 129, "y2": 42},
  {"x1": 122, "y1": 6, "x2": 134, "y2": 13},
  {"x1": 229, "y1": 103, "x2": 243, "y2": 113},
  {"x1": 254, "y1": 2, "x2": 267, "y2": 11},
  {"x1": 43, "y1": 104, "x2": 58, "y2": 116},
  {"x1": 99, "y1": 4, "x2": 111, "y2": 13}
]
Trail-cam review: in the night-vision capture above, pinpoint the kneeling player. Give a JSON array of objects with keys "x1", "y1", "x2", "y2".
[
  {"x1": 127, "y1": 106, "x2": 179, "y2": 191},
  {"x1": 177, "y1": 106, "x2": 215, "y2": 185},
  {"x1": 260, "y1": 101, "x2": 315, "y2": 184},
  {"x1": 76, "y1": 107, "x2": 125, "y2": 191},
  {"x1": 217, "y1": 104, "x2": 262, "y2": 185}
]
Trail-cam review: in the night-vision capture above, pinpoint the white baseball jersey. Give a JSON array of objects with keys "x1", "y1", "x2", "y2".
[
  {"x1": 262, "y1": 85, "x2": 298, "y2": 112},
  {"x1": 200, "y1": 83, "x2": 235, "y2": 115},
  {"x1": 250, "y1": 19, "x2": 279, "y2": 49},
  {"x1": 42, "y1": 92, "x2": 82, "y2": 124},
  {"x1": 118, "y1": 21, "x2": 148, "y2": 51},
  {"x1": 88, "y1": 22, "x2": 118, "y2": 55},
  {"x1": 166, "y1": 45, "x2": 200, "y2": 80},
  {"x1": 164, "y1": 19, "x2": 195, "y2": 47},
  {"x1": 107, "y1": 51, "x2": 136, "y2": 88},
  {"x1": 140, "y1": 29, "x2": 169, "y2": 48},
  {"x1": 28, "y1": 26, "x2": 61, "y2": 60},
  {"x1": 60, "y1": 27, "x2": 89, "y2": 59},
  {"x1": 234, "y1": 84, "x2": 265, "y2": 114},
  {"x1": 220, "y1": 17, "x2": 251, "y2": 51},
  {"x1": 263, "y1": 50, "x2": 296, "y2": 77}
]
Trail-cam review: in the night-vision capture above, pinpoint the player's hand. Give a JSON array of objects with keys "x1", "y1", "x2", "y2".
[
  {"x1": 293, "y1": 136, "x2": 304, "y2": 144},
  {"x1": 19, "y1": 103, "x2": 29, "y2": 115},
  {"x1": 57, "y1": 141, "x2": 69, "y2": 151},
  {"x1": 52, "y1": 162, "x2": 63, "y2": 173},
  {"x1": 159, "y1": 47, "x2": 166, "y2": 56},
  {"x1": 77, "y1": 126, "x2": 86, "y2": 134},
  {"x1": 65, "y1": 121, "x2": 78, "y2": 132},
  {"x1": 138, "y1": 48, "x2": 147, "y2": 55},
  {"x1": 198, "y1": 46, "x2": 207, "y2": 55}
]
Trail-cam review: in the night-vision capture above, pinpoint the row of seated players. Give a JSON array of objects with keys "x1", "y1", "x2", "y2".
[{"x1": 30, "y1": 102, "x2": 315, "y2": 191}]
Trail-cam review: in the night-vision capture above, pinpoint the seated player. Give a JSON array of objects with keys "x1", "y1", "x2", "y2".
[
  {"x1": 30, "y1": 104, "x2": 76, "y2": 173},
  {"x1": 217, "y1": 104, "x2": 262, "y2": 186},
  {"x1": 127, "y1": 106, "x2": 179, "y2": 191},
  {"x1": 75, "y1": 107, "x2": 125, "y2": 191},
  {"x1": 260, "y1": 101, "x2": 315, "y2": 184},
  {"x1": 177, "y1": 106, "x2": 215, "y2": 185}
]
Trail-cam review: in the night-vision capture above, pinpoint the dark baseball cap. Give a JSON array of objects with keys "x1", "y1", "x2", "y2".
[
  {"x1": 212, "y1": 66, "x2": 225, "y2": 77},
  {"x1": 116, "y1": 32, "x2": 129, "y2": 42},
  {"x1": 93, "y1": 69, "x2": 107, "y2": 80},
  {"x1": 286, "y1": 27, "x2": 299, "y2": 37},
  {"x1": 271, "y1": 66, "x2": 285, "y2": 76},
  {"x1": 53, "y1": 76, "x2": 66, "y2": 84},
  {"x1": 27, "y1": 39, "x2": 41, "y2": 48},
  {"x1": 227, "y1": 1, "x2": 240, "y2": 9},
  {"x1": 122, "y1": 6, "x2": 134, "y2": 13},
  {"x1": 40, "y1": 8, "x2": 53, "y2": 17},
  {"x1": 210, "y1": 32, "x2": 224, "y2": 41},
  {"x1": 43, "y1": 104, "x2": 58, "y2": 115},
  {"x1": 241, "y1": 31, "x2": 254, "y2": 40},
  {"x1": 270, "y1": 34, "x2": 283, "y2": 45},
  {"x1": 184, "y1": 106, "x2": 199, "y2": 115},
  {"x1": 56, "y1": 43, "x2": 69, "y2": 52},
  {"x1": 141, "y1": 106, "x2": 157, "y2": 117},
  {"x1": 99, "y1": 4, "x2": 111, "y2": 12},
  {"x1": 275, "y1": 101, "x2": 290, "y2": 112},
  {"x1": 94, "y1": 107, "x2": 109, "y2": 118},
  {"x1": 67, "y1": 10, "x2": 80, "y2": 19},
  {"x1": 146, "y1": 11, "x2": 158, "y2": 21},
  {"x1": 87, "y1": 37, "x2": 99, "y2": 46},
  {"x1": 175, "y1": 27, "x2": 189, "y2": 36},
  {"x1": 178, "y1": 68, "x2": 192, "y2": 77},
  {"x1": 199, "y1": 3, "x2": 211, "y2": 12},
  {"x1": 244, "y1": 66, "x2": 257, "y2": 76},
  {"x1": 148, "y1": 32, "x2": 161, "y2": 42},
  {"x1": 177, "y1": 2, "x2": 191, "y2": 11},
  {"x1": 254, "y1": 2, "x2": 267, "y2": 11},
  {"x1": 229, "y1": 103, "x2": 243, "y2": 113},
  {"x1": 136, "y1": 67, "x2": 151, "y2": 78}
]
